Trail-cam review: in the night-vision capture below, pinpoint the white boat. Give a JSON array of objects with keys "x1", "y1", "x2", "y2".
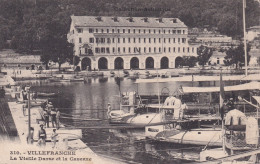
[
  {"x1": 200, "y1": 105, "x2": 260, "y2": 162},
  {"x1": 70, "y1": 77, "x2": 84, "y2": 82},
  {"x1": 110, "y1": 112, "x2": 163, "y2": 125},
  {"x1": 37, "y1": 92, "x2": 57, "y2": 97},
  {"x1": 108, "y1": 91, "x2": 164, "y2": 125},
  {"x1": 108, "y1": 91, "x2": 220, "y2": 126},
  {"x1": 145, "y1": 122, "x2": 222, "y2": 146},
  {"x1": 143, "y1": 78, "x2": 260, "y2": 147}
]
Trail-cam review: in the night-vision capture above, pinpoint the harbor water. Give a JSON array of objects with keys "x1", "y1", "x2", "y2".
[{"x1": 16, "y1": 77, "x2": 241, "y2": 163}]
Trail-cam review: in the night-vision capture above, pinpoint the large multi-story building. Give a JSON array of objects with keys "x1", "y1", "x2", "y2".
[{"x1": 67, "y1": 16, "x2": 198, "y2": 70}]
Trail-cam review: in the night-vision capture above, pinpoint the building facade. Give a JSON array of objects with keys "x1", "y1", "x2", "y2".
[
  {"x1": 67, "y1": 16, "x2": 198, "y2": 70},
  {"x1": 0, "y1": 49, "x2": 44, "y2": 70},
  {"x1": 209, "y1": 51, "x2": 226, "y2": 66},
  {"x1": 247, "y1": 26, "x2": 260, "y2": 41}
]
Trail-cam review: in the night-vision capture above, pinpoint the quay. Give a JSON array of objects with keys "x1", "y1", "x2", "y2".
[{"x1": 3, "y1": 94, "x2": 126, "y2": 164}]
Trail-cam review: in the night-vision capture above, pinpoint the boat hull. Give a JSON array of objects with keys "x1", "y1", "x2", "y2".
[
  {"x1": 146, "y1": 126, "x2": 222, "y2": 146},
  {"x1": 109, "y1": 113, "x2": 163, "y2": 126},
  {"x1": 37, "y1": 92, "x2": 57, "y2": 97}
]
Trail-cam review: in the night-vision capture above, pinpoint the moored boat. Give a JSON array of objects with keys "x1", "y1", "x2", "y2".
[
  {"x1": 70, "y1": 77, "x2": 84, "y2": 82},
  {"x1": 145, "y1": 117, "x2": 222, "y2": 146},
  {"x1": 37, "y1": 92, "x2": 57, "y2": 97}
]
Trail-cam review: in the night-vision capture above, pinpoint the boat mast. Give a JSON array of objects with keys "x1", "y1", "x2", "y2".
[
  {"x1": 219, "y1": 70, "x2": 226, "y2": 152},
  {"x1": 156, "y1": 69, "x2": 161, "y2": 109},
  {"x1": 243, "y1": 0, "x2": 248, "y2": 76}
]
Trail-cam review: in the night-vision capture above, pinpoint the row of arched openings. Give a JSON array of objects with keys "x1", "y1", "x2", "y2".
[{"x1": 81, "y1": 56, "x2": 184, "y2": 70}]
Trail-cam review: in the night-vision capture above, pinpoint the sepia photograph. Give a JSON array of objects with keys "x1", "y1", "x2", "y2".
[{"x1": 0, "y1": 0, "x2": 260, "y2": 163}]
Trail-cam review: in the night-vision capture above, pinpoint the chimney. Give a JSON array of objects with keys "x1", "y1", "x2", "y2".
[
  {"x1": 96, "y1": 16, "x2": 102, "y2": 22},
  {"x1": 113, "y1": 16, "x2": 118, "y2": 22},
  {"x1": 156, "y1": 18, "x2": 163, "y2": 23},
  {"x1": 128, "y1": 17, "x2": 134, "y2": 22}
]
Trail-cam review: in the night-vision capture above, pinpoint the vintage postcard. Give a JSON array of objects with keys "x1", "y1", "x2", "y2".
[{"x1": 0, "y1": 0, "x2": 260, "y2": 163}]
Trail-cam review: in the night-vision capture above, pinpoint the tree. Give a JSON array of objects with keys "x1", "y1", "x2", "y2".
[
  {"x1": 196, "y1": 45, "x2": 213, "y2": 67},
  {"x1": 40, "y1": 51, "x2": 51, "y2": 70},
  {"x1": 217, "y1": 13, "x2": 241, "y2": 37},
  {"x1": 183, "y1": 56, "x2": 197, "y2": 67},
  {"x1": 0, "y1": 16, "x2": 10, "y2": 50},
  {"x1": 224, "y1": 43, "x2": 251, "y2": 69},
  {"x1": 50, "y1": 36, "x2": 74, "y2": 71},
  {"x1": 39, "y1": 33, "x2": 54, "y2": 70},
  {"x1": 73, "y1": 56, "x2": 80, "y2": 67}
]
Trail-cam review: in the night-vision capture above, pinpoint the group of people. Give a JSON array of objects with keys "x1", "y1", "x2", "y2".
[
  {"x1": 27, "y1": 124, "x2": 58, "y2": 148},
  {"x1": 18, "y1": 86, "x2": 33, "y2": 102},
  {"x1": 42, "y1": 102, "x2": 61, "y2": 129},
  {"x1": 164, "y1": 95, "x2": 188, "y2": 120},
  {"x1": 26, "y1": 100, "x2": 61, "y2": 148}
]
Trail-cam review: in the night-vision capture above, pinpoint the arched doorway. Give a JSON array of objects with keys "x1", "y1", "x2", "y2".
[
  {"x1": 160, "y1": 57, "x2": 169, "y2": 69},
  {"x1": 81, "y1": 57, "x2": 91, "y2": 70},
  {"x1": 114, "y1": 57, "x2": 124, "y2": 69},
  {"x1": 38, "y1": 66, "x2": 43, "y2": 70},
  {"x1": 98, "y1": 57, "x2": 108, "y2": 69},
  {"x1": 31, "y1": 65, "x2": 35, "y2": 70},
  {"x1": 175, "y1": 57, "x2": 184, "y2": 68},
  {"x1": 130, "y1": 57, "x2": 139, "y2": 69},
  {"x1": 146, "y1": 57, "x2": 154, "y2": 69}
]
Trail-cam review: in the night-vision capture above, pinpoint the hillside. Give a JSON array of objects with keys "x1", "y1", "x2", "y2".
[{"x1": 0, "y1": 0, "x2": 259, "y2": 52}]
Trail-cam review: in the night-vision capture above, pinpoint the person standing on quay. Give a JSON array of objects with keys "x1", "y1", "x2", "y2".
[
  {"x1": 37, "y1": 124, "x2": 46, "y2": 147},
  {"x1": 47, "y1": 102, "x2": 53, "y2": 126},
  {"x1": 43, "y1": 109, "x2": 49, "y2": 128},
  {"x1": 0, "y1": 87, "x2": 5, "y2": 98},
  {"x1": 51, "y1": 107, "x2": 57, "y2": 128},
  {"x1": 56, "y1": 108, "x2": 60, "y2": 129},
  {"x1": 51, "y1": 129, "x2": 58, "y2": 148},
  {"x1": 107, "y1": 103, "x2": 112, "y2": 118},
  {"x1": 27, "y1": 127, "x2": 34, "y2": 144}
]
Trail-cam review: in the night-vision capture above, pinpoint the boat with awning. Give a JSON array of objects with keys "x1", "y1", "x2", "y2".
[
  {"x1": 179, "y1": 81, "x2": 260, "y2": 93},
  {"x1": 135, "y1": 74, "x2": 260, "y2": 83}
]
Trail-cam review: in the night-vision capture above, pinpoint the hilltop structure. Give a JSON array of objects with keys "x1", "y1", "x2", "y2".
[{"x1": 67, "y1": 16, "x2": 198, "y2": 70}]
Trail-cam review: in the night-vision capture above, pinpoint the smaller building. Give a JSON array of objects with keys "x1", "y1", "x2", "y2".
[
  {"x1": 249, "y1": 48, "x2": 260, "y2": 66},
  {"x1": 0, "y1": 49, "x2": 44, "y2": 70},
  {"x1": 209, "y1": 51, "x2": 226, "y2": 66},
  {"x1": 247, "y1": 26, "x2": 260, "y2": 41}
]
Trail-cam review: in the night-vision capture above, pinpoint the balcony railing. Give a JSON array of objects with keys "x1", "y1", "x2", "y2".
[{"x1": 79, "y1": 53, "x2": 94, "y2": 56}]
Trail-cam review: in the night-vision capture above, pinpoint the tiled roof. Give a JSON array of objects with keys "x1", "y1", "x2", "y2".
[
  {"x1": 0, "y1": 49, "x2": 41, "y2": 64},
  {"x1": 0, "y1": 56, "x2": 41, "y2": 64},
  {"x1": 71, "y1": 16, "x2": 187, "y2": 28},
  {"x1": 212, "y1": 51, "x2": 226, "y2": 57},
  {"x1": 248, "y1": 26, "x2": 260, "y2": 30}
]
